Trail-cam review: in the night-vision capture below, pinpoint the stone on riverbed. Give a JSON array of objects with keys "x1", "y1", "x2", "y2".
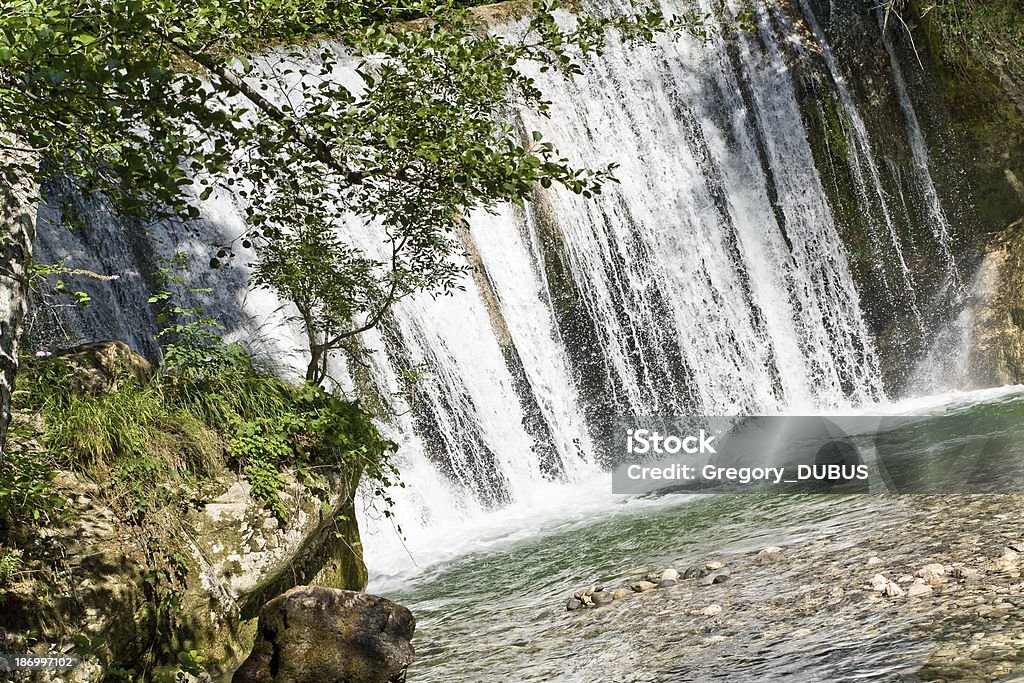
[
  {"x1": 701, "y1": 603, "x2": 723, "y2": 616},
  {"x1": 661, "y1": 568, "x2": 680, "y2": 582},
  {"x1": 632, "y1": 580, "x2": 658, "y2": 593},
  {"x1": 700, "y1": 568, "x2": 730, "y2": 586},
  {"x1": 907, "y1": 583, "x2": 933, "y2": 598},
  {"x1": 869, "y1": 573, "x2": 905, "y2": 597},
  {"x1": 592, "y1": 591, "x2": 614, "y2": 606},
  {"x1": 566, "y1": 598, "x2": 582, "y2": 611},
  {"x1": 232, "y1": 586, "x2": 414, "y2": 683},
  {"x1": 917, "y1": 563, "x2": 947, "y2": 585},
  {"x1": 611, "y1": 588, "x2": 632, "y2": 600},
  {"x1": 757, "y1": 547, "x2": 785, "y2": 565}
]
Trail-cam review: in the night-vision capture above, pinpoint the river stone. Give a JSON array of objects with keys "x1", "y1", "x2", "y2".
[
  {"x1": 757, "y1": 547, "x2": 784, "y2": 565},
  {"x1": 884, "y1": 581, "x2": 906, "y2": 597},
  {"x1": 870, "y1": 574, "x2": 889, "y2": 591},
  {"x1": 566, "y1": 598, "x2": 582, "y2": 611},
  {"x1": 952, "y1": 566, "x2": 980, "y2": 580},
  {"x1": 232, "y1": 586, "x2": 415, "y2": 683},
  {"x1": 907, "y1": 583, "x2": 933, "y2": 598},
  {"x1": 631, "y1": 581, "x2": 658, "y2": 593},
  {"x1": 705, "y1": 561, "x2": 725, "y2": 571},
  {"x1": 918, "y1": 563, "x2": 946, "y2": 585},
  {"x1": 867, "y1": 556, "x2": 883, "y2": 567},
  {"x1": 611, "y1": 588, "x2": 632, "y2": 600},
  {"x1": 701, "y1": 603, "x2": 723, "y2": 616},
  {"x1": 682, "y1": 566, "x2": 702, "y2": 580},
  {"x1": 658, "y1": 578, "x2": 678, "y2": 588},
  {"x1": 592, "y1": 591, "x2": 614, "y2": 606},
  {"x1": 700, "y1": 568, "x2": 730, "y2": 586},
  {"x1": 660, "y1": 568, "x2": 680, "y2": 582}
]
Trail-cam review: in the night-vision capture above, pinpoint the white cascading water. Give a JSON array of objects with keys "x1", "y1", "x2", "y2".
[
  {"x1": 361, "y1": 0, "x2": 891, "y2": 580},
  {"x1": 32, "y1": 0, "x2": 961, "y2": 586},
  {"x1": 797, "y1": 0, "x2": 922, "y2": 325}
]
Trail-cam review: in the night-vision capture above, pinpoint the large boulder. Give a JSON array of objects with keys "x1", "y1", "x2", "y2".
[
  {"x1": 233, "y1": 586, "x2": 415, "y2": 683},
  {"x1": 36, "y1": 340, "x2": 153, "y2": 394}
]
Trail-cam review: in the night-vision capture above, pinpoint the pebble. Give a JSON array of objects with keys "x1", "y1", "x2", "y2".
[
  {"x1": 592, "y1": 591, "x2": 614, "y2": 606},
  {"x1": 705, "y1": 561, "x2": 725, "y2": 571},
  {"x1": 702, "y1": 603, "x2": 723, "y2": 616},
  {"x1": 566, "y1": 598, "x2": 582, "y2": 611},
  {"x1": 631, "y1": 581, "x2": 658, "y2": 593},
  {"x1": 908, "y1": 583, "x2": 933, "y2": 598},
  {"x1": 661, "y1": 568, "x2": 680, "y2": 582},
  {"x1": 867, "y1": 556, "x2": 883, "y2": 566},
  {"x1": 918, "y1": 563, "x2": 947, "y2": 585},
  {"x1": 758, "y1": 547, "x2": 785, "y2": 564},
  {"x1": 885, "y1": 582, "x2": 906, "y2": 597},
  {"x1": 700, "y1": 569, "x2": 730, "y2": 586},
  {"x1": 682, "y1": 566, "x2": 702, "y2": 580},
  {"x1": 611, "y1": 588, "x2": 632, "y2": 601}
]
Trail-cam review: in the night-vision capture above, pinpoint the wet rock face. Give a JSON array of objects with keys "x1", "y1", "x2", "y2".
[
  {"x1": 967, "y1": 219, "x2": 1024, "y2": 386},
  {"x1": 233, "y1": 586, "x2": 415, "y2": 683}
]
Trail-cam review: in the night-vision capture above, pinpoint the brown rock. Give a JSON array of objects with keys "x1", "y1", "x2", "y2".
[
  {"x1": 233, "y1": 586, "x2": 415, "y2": 683},
  {"x1": 38, "y1": 340, "x2": 153, "y2": 395}
]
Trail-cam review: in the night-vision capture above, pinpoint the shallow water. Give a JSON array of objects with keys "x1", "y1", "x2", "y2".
[{"x1": 370, "y1": 388, "x2": 1024, "y2": 682}]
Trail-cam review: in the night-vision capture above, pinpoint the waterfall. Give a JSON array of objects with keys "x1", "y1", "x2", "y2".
[
  {"x1": 878, "y1": 10, "x2": 958, "y2": 286},
  {"x1": 30, "y1": 0, "x2": 963, "y2": 583}
]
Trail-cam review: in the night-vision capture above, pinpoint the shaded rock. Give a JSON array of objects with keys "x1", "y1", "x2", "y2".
[
  {"x1": 682, "y1": 566, "x2": 702, "y2": 580},
  {"x1": 631, "y1": 581, "x2": 658, "y2": 593},
  {"x1": 592, "y1": 591, "x2": 614, "y2": 606},
  {"x1": 566, "y1": 598, "x2": 582, "y2": 611},
  {"x1": 757, "y1": 547, "x2": 785, "y2": 565},
  {"x1": 658, "y1": 578, "x2": 678, "y2": 588},
  {"x1": 700, "y1": 569, "x2": 730, "y2": 586},
  {"x1": 233, "y1": 586, "x2": 414, "y2": 683}
]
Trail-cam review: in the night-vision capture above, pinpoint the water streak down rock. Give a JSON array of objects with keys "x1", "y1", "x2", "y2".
[{"x1": 233, "y1": 586, "x2": 415, "y2": 683}]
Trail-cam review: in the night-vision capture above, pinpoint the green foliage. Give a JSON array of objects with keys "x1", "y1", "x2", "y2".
[
  {"x1": 0, "y1": 547, "x2": 23, "y2": 585},
  {"x1": 2, "y1": 0, "x2": 718, "y2": 388},
  {"x1": 913, "y1": 0, "x2": 1024, "y2": 76},
  {"x1": 0, "y1": 423, "x2": 64, "y2": 530}
]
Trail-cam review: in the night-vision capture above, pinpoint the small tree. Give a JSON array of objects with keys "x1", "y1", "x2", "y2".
[
  {"x1": 0, "y1": 0, "x2": 717, "y2": 449},
  {"x1": 243, "y1": 1, "x2": 715, "y2": 385}
]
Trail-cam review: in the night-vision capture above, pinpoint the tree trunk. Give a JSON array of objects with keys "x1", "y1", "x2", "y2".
[{"x1": 0, "y1": 155, "x2": 37, "y2": 456}]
